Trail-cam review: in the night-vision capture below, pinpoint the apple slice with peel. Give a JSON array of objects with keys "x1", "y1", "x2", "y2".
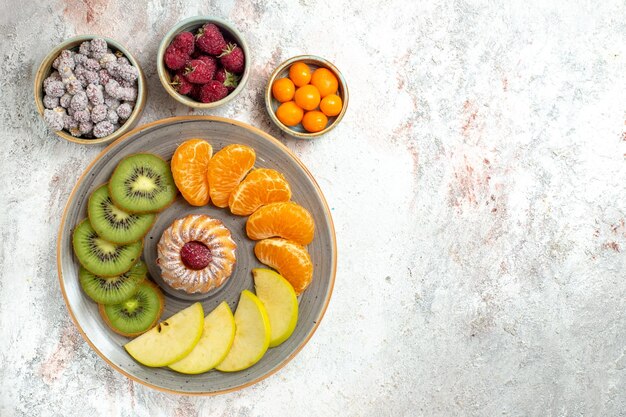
[
  {"x1": 253, "y1": 268, "x2": 298, "y2": 347},
  {"x1": 216, "y1": 290, "x2": 270, "y2": 372},
  {"x1": 124, "y1": 302, "x2": 204, "y2": 367},
  {"x1": 168, "y1": 302, "x2": 236, "y2": 374}
]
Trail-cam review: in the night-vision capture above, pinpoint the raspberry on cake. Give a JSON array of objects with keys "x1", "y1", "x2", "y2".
[{"x1": 157, "y1": 214, "x2": 237, "y2": 294}]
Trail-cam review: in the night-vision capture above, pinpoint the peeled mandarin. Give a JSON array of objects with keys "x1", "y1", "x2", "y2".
[
  {"x1": 294, "y1": 85, "x2": 321, "y2": 111},
  {"x1": 310, "y1": 68, "x2": 338, "y2": 97},
  {"x1": 254, "y1": 238, "x2": 313, "y2": 294},
  {"x1": 206, "y1": 144, "x2": 256, "y2": 208},
  {"x1": 171, "y1": 139, "x2": 213, "y2": 206},
  {"x1": 229, "y1": 168, "x2": 291, "y2": 216},
  {"x1": 246, "y1": 201, "x2": 315, "y2": 245},
  {"x1": 302, "y1": 111, "x2": 328, "y2": 133},
  {"x1": 276, "y1": 101, "x2": 304, "y2": 126},
  {"x1": 288, "y1": 62, "x2": 311, "y2": 87},
  {"x1": 272, "y1": 78, "x2": 295, "y2": 103}
]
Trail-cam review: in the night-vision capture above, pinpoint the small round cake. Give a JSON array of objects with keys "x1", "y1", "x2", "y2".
[{"x1": 156, "y1": 214, "x2": 237, "y2": 294}]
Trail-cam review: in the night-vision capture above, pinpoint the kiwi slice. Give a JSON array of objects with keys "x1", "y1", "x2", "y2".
[
  {"x1": 73, "y1": 219, "x2": 143, "y2": 277},
  {"x1": 109, "y1": 153, "x2": 177, "y2": 213},
  {"x1": 99, "y1": 281, "x2": 164, "y2": 337},
  {"x1": 79, "y1": 260, "x2": 147, "y2": 305},
  {"x1": 88, "y1": 184, "x2": 156, "y2": 244}
]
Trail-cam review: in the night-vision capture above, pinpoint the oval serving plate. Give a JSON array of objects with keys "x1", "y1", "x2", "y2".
[{"x1": 57, "y1": 116, "x2": 336, "y2": 395}]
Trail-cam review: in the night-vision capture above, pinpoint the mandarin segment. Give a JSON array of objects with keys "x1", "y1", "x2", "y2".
[
  {"x1": 254, "y1": 238, "x2": 313, "y2": 294},
  {"x1": 246, "y1": 202, "x2": 315, "y2": 245},
  {"x1": 207, "y1": 144, "x2": 256, "y2": 208},
  {"x1": 171, "y1": 139, "x2": 213, "y2": 206},
  {"x1": 228, "y1": 168, "x2": 292, "y2": 216}
]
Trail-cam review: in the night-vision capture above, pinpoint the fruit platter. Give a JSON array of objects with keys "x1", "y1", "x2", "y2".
[{"x1": 57, "y1": 116, "x2": 336, "y2": 394}]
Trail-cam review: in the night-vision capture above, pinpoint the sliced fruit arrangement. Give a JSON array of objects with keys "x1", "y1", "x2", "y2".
[
  {"x1": 109, "y1": 153, "x2": 177, "y2": 213},
  {"x1": 73, "y1": 152, "x2": 176, "y2": 279},
  {"x1": 88, "y1": 184, "x2": 156, "y2": 244},
  {"x1": 73, "y1": 152, "x2": 179, "y2": 338},
  {"x1": 207, "y1": 144, "x2": 256, "y2": 207},
  {"x1": 169, "y1": 302, "x2": 236, "y2": 374},
  {"x1": 273, "y1": 61, "x2": 342, "y2": 132},
  {"x1": 216, "y1": 290, "x2": 270, "y2": 372},
  {"x1": 253, "y1": 268, "x2": 298, "y2": 347},
  {"x1": 254, "y1": 238, "x2": 314, "y2": 295},
  {"x1": 99, "y1": 281, "x2": 164, "y2": 337},
  {"x1": 171, "y1": 139, "x2": 213, "y2": 206},
  {"x1": 228, "y1": 168, "x2": 292, "y2": 216},
  {"x1": 169, "y1": 140, "x2": 296, "y2": 218},
  {"x1": 124, "y1": 302, "x2": 204, "y2": 367},
  {"x1": 122, "y1": 270, "x2": 298, "y2": 373},
  {"x1": 70, "y1": 141, "x2": 321, "y2": 374},
  {"x1": 73, "y1": 219, "x2": 143, "y2": 277},
  {"x1": 79, "y1": 260, "x2": 147, "y2": 305},
  {"x1": 246, "y1": 201, "x2": 315, "y2": 245}
]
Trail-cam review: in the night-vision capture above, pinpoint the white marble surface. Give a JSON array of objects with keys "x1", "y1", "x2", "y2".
[{"x1": 1, "y1": 0, "x2": 625, "y2": 416}]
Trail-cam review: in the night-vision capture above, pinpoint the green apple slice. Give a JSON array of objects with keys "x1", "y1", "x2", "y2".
[
  {"x1": 124, "y1": 302, "x2": 204, "y2": 367},
  {"x1": 253, "y1": 268, "x2": 298, "y2": 347},
  {"x1": 168, "y1": 302, "x2": 236, "y2": 374},
  {"x1": 216, "y1": 290, "x2": 270, "y2": 372}
]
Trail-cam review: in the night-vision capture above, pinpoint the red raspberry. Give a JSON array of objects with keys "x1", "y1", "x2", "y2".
[
  {"x1": 219, "y1": 43, "x2": 245, "y2": 74},
  {"x1": 171, "y1": 31, "x2": 195, "y2": 55},
  {"x1": 164, "y1": 45, "x2": 188, "y2": 70},
  {"x1": 214, "y1": 67, "x2": 226, "y2": 83},
  {"x1": 214, "y1": 67, "x2": 240, "y2": 92},
  {"x1": 196, "y1": 55, "x2": 218, "y2": 70},
  {"x1": 183, "y1": 59, "x2": 215, "y2": 84},
  {"x1": 170, "y1": 71, "x2": 193, "y2": 95},
  {"x1": 189, "y1": 84, "x2": 202, "y2": 101},
  {"x1": 180, "y1": 241, "x2": 212, "y2": 270},
  {"x1": 199, "y1": 80, "x2": 228, "y2": 103},
  {"x1": 196, "y1": 23, "x2": 227, "y2": 55}
]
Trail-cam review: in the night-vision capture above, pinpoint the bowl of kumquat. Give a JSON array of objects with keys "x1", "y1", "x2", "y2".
[{"x1": 265, "y1": 55, "x2": 348, "y2": 138}]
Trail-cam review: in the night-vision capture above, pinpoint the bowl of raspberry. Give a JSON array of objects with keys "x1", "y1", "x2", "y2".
[
  {"x1": 34, "y1": 35, "x2": 146, "y2": 145},
  {"x1": 157, "y1": 16, "x2": 250, "y2": 109}
]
